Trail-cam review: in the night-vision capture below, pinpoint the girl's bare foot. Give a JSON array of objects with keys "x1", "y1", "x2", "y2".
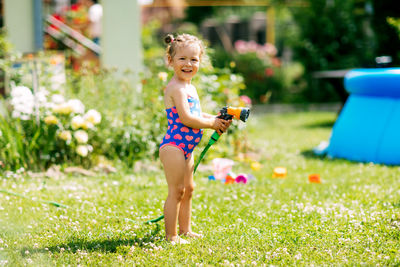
[
  {"x1": 167, "y1": 235, "x2": 190, "y2": 244},
  {"x1": 180, "y1": 232, "x2": 204, "y2": 239}
]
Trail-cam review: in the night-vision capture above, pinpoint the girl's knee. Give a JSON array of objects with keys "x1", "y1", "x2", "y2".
[
  {"x1": 170, "y1": 185, "x2": 185, "y2": 201},
  {"x1": 184, "y1": 184, "x2": 195, "y2": 198}
]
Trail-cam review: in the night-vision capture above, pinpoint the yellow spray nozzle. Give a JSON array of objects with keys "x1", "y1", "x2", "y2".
[{"x1": 226, "y1": 107, "x2": 250, "y2": 122}]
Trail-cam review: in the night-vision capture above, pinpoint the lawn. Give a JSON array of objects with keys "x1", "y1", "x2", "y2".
[{"x1": 1, "y1": 111, "x2": 400, "y2": 266}]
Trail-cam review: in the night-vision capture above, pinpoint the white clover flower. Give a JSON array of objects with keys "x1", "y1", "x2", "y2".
[
  {"x1": 76, "y1": 145, "x2": 88, "y2": 157},
  {"x1": 294, "y1": 253, "x2": 302, "y2": 260},
  {"x1": 74, "y1": 130, "x2": 88, "y2": 144},
  {"x1": 84, "y1": 109, "x2": 101, "y2": 125},
  {"x1": 71, "y1": 115, "x2": 86, "y2": 130},
  {"x1": 67, "y1": 99, "x2": 85, "y2": 114}
]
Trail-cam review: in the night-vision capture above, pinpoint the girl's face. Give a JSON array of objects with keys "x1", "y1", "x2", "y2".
[{"x1": 169, "y1": 44, "x2": 201, "y2": 82}]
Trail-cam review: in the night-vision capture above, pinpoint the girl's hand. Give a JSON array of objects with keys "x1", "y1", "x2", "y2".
[{"x1": 212, "y1": 118, "x2": 232, "y2": 134}]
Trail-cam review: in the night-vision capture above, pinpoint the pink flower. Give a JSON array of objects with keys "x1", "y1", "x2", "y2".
[
  {"x1": 264, "y1": 43, "x2": 277, "y2": 56},
  {"x1": 272, "y1": 57, "x2": 281, "y2": 67},
  {"x1": 234, "y1": 40, "x2": 247, "y2": 54},
  {"x1": 239, "y1": 95, "x2": 252, "y2": 105},
  {"x1": 247, "y1": 41, "x2": 258, "y2": 52},
  {"x1": 265, "y1": 68, "x2": 274, "y2": 77}
]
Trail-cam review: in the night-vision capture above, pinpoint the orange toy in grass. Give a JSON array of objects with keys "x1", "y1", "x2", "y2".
[
  {"x1": 308, "y1": 174, "x2": 321, "y2": 183},
  {"x1": 225, "y1": 174, "x2": 236, "y2": 184},
  {"x1": 272, "y1": 167, "x2": 287, "y2": 178}
]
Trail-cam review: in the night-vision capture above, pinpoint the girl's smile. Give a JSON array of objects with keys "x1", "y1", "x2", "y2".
[{"x1": 170, "y1": 44, "x2": 201, "y2": 82}]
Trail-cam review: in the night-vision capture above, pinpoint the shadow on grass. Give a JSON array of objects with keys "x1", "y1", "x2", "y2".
[
  {"x1": 21, "y1": 223, "x2": 163, "y2": 256},
  {"x1": 301, "y1": 149, "x2": 353, "y2": 165},
  {"x1": 302, "y1": 120, "x2": 336, "y2": 128},
  {"x1": 301, "y1": 150, "x2": 327, "y2": 160},
  {"x1": 301, "y1": 149, "x2": 400, "y2": 168}
]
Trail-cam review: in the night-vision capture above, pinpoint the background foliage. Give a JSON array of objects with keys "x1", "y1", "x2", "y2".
[{"x1": 0, "y1": 21, "x2": 249, "y2": 172}]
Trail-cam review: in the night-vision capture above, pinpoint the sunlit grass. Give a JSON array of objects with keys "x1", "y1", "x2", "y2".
[{"x1": 1, "y1": 111, "x2": 400, "y2": 265}]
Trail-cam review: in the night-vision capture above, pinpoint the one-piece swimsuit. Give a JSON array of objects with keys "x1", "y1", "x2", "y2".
[{"x1": 159, "y1": 95, "x2": 204, "y2": 159}]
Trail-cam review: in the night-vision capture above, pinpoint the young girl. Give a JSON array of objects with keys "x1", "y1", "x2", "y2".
[{"x1": 159, "y1": 33, "x2": 232, "y2": 244}]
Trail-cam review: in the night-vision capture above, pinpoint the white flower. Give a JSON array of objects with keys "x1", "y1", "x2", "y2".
[
  {"x1": 294, "y1": 253, "x2": 302, "y2": 260},
  {"x1": 58, "y1": 130, "x2": 72, "y2": 141},
  {"x1": 76, "y1": 145, "x2": 88, "y2": 157},
  {"x1": 53, "y1": 103, "x2": 72, "y2": 115},
  {"x1": 35, "y1": 90, "x2": 48, "y2": 105},
  {"x1": 10, "y1": 86, "x2": 34, "y2": 118},
  {"x1": 71, "y1": 115, "x2": 86, "y2": 130},
  {"x1": 67, "y1": 99, "x2": 85, "y2": 114},
  {"x1": 11, "y1": 86, "x2": 32, "y2": 99},
  {"x1": 84, "y1": 109, "x2": 101, "y2": 125},
  {"x1": 51, "y1": 94, "x2": 65, "y2": 104},
  {"x1": 44, "y1": 115, "x2": 58, "y2": 125},
  {"x1": 158, "y1": 72, "x2": 168, "y2": 82},
  {"x1": 87, "y1": 144, "x2": 93, "y2": 152},
  {"x1": 74, "y1": 130, "x2": 88, "y2": 144}
]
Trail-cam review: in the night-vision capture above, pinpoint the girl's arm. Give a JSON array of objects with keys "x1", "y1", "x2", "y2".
[
  {"x1": 172, "y1": 87, "x2": 229, "y2": 132},
  {"x1": 202, "y1": 112, "x2": 215, "y2": 119}
]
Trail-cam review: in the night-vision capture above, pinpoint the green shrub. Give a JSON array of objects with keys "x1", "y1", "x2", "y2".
[
  {"x1": 289, "y1": 0, "x2": 376, "y2": 102},
  {"x1": 211, "y1": 41, "x2": 302, "y2": 104},
  {"x1": 67, "y1": 68, "x2": 166, "y2": 167}
]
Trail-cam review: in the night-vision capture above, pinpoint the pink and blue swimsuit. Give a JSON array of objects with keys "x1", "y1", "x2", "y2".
[{"x1": 159, "y1": 96, "x2": 204, "y2": 159}]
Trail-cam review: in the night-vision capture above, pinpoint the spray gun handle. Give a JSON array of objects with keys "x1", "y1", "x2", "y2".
[
  {"x1": 208, "y1": 131, "x2": 221, "y2": 145},
  {"x1": 217, "y1": 107, "x2": 233, "y2": 121}
]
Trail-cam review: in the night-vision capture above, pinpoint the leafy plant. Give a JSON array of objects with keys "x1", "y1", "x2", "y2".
[
  {"x1": 289, "y1": 0, "x2": 376, "y2": 102},
  {"x1": 387, "y1": 17, "x2": 400, "y2": 39},
  {"x1": 0, "y1": 83, "x2": 101, "y2": 171}
]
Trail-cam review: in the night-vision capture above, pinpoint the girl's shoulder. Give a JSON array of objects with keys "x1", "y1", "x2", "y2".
[{"x1": 165, "y1": 82, "x2": 187, "y2": 98}]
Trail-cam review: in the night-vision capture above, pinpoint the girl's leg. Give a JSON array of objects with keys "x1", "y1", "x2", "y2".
[
  {"x1": 178, "y1": 154, "x2": 203, "y2": 238},
  {"x1": 178, "y1": 155, "x2": 194, "y2": 233},
  {"x1": 159, "y1": 146, "x2": 188, "y2": 242}
]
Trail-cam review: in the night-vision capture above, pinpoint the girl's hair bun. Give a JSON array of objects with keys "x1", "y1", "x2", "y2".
[{"x1": 164, "y1": 34, "x2": 174, "y2": 44}]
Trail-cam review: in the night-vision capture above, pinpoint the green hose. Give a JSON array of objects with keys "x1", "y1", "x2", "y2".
[
  {"x1": 0, "y1": 189, "x2": 69, "y2": 208},
  {"x1": 0, "y1": 189, "x2": 141, "y2": 224}
]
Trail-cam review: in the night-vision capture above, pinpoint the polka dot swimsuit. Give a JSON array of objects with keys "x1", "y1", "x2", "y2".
[{"x1": 159, "y1": 96, "x2": 204, "y2": 159}]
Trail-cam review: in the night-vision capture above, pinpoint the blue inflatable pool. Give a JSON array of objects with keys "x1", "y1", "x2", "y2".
[{"x1": 327, "y1": 68, "x2": 400, "y2": 165}]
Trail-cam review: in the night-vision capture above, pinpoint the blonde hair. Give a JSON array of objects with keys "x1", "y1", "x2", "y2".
[{"x1": 164, "y1": 33, "x2": 205, "y2": 60}]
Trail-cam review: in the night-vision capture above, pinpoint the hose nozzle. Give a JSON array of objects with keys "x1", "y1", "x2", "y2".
[{"x1": 219, "y1": 107, "x2": 250, "y2": 122}]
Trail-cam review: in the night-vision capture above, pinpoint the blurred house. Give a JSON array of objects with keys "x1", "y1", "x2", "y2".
[
  {"x1": 200, "y1": 11, "x2": 267, "y2": 51},
  {"x1": 2, "y1": 0, "x2": 142, "y2": 77},
  {"x1": 141, "y1": 0, "x2": 186, "y2": 25},
  {"x1": 141, "y1": 0, "x2": 275, "y2": 51}
]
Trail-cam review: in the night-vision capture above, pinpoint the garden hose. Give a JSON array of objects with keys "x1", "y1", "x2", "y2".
[
  {"x1": 0, "y1": 189, "x2": 69, "y2": 208},
  {"x1": 0, "y1": 189, "x2": 140, "y2": 224}
]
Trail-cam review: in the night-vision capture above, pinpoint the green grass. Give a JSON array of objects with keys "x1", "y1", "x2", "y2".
[{"x1": 1, "y1": 111, "x2": 400, "y2": 265}]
